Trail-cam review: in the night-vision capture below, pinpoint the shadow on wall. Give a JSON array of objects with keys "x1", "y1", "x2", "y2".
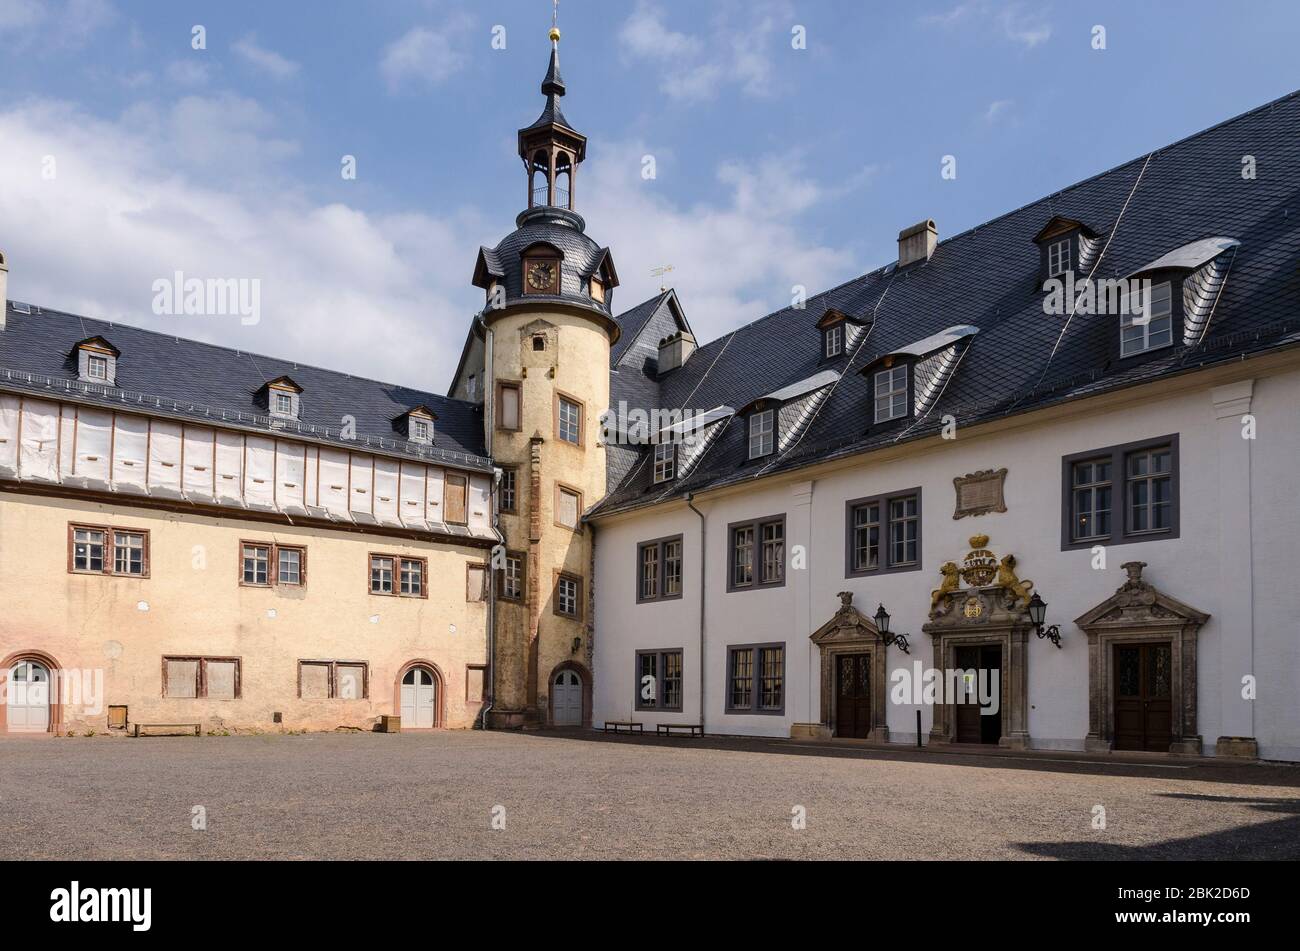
[{"x1": 1015, "y1": 793, "x2": 1300, "y2": 860}]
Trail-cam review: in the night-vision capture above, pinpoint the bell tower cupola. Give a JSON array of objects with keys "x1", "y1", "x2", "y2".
[{"x1": 519, "y1": 26, "x2": 586, "y2": 211}]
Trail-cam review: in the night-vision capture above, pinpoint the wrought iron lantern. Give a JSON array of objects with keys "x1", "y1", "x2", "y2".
[
  {"x1": 872, "y1": 603, "x2": 911, "y2": 654},
  {"x1": 1026, "y1": 592, "x2": 1062, "y2": 648}
]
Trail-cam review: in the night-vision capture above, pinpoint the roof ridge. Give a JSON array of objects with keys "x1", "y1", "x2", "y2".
[{"x1": 8, "y1": 304, "x2": 480, "y2": 409}]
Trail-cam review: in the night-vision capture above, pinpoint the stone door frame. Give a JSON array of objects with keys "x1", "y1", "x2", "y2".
[
  {"x1": 807, "y1": 592, "x2": 889, "y2": 742},
  {"x1": 1076, "y1": 562, "x2": 1208, "y2": 754},
  {"x1": 925, "y1": 624, "x2": 1030, "y2": 750}
]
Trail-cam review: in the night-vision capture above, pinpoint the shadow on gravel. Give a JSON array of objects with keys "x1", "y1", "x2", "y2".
[
  {"x1": 1014, "y1": 794, "x2": 1300, "y2": 860},
  {"x1": 514, "y1": 728, "x2": 1300, "y2": 788}
]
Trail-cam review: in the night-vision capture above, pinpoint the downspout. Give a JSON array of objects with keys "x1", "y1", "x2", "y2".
[
  {"x1": 480, "y1": 322, "x2": 496, "y2": 730},
  {"x1": 686, "y1": 492, "x2": 706, "y2": 730}
]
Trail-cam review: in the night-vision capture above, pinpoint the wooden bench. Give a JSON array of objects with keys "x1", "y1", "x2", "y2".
[
  {"x1": 602, "y1": 720, "x2": 643, "y2": 734},
  {"x1": 132, "y1": 723, "x2": 202, "y2": 737},
  {"x1": 656, "y1": 723, "x2": 704, "y2": 737}
]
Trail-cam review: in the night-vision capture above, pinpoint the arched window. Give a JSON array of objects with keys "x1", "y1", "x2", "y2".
[
  {"x1": 554, "y1": 152, "x2": 572, "y2": 208},
  {"x1": 530, "y1": 149, "x2": 550, "y2": 207}
]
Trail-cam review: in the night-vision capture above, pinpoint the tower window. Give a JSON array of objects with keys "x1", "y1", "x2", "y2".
[
  {"x1": 533, "y1": 334, "x2": 546, "y2": 351},
  {"x1": 556, "y1": 394, "x2": 582, "y2": 445}
]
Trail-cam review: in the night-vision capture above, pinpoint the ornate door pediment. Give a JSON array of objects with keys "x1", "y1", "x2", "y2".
[
  {"x1": 810, "y1": 591, "x2": 881, "y2": 647},
  {"x1": 809, "y1": 592, "x2": 888, "y2": 742}
]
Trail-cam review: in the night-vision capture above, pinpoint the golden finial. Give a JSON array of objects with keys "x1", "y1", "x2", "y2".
[
  {"x1": 550, "y1": 0, "x2": 560, "y2": 42},
  {"x1": 549, "y1": 27, "x2": 561, "y2": 42}
]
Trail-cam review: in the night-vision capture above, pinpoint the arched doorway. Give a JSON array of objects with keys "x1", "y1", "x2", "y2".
[
  {"x1": 546, "y1": 661, "x2": 591, "y2": 727},
  {"x1": 394, "y1": 660, "x2": 444, "y2": 730},
  {"x1": 0, "y1": 650, "x2": 62, "y2": 735}
]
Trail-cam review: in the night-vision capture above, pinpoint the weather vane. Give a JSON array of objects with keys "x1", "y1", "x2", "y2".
[
  {"x1": 651, "y1": 264, "x2": 675, "y2": 292},
  {"x1": 551, "y1": 0, "x2": 560, "y2": 40}
]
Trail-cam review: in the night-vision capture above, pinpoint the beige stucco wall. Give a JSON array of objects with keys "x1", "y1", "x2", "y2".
[
  {"x1": 0, "y1": 490, "x2": 489, "y2": 733},
  {"x1": 488, "y1": 306, "x2": 610, "y2": 722}
]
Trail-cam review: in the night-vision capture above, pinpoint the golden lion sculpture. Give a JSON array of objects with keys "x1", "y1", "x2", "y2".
[
  {"x1": 996, "y1": 554, "x2": 1033, "y2": 607},
  {"x1": 930, "y1": 561, "x2": 962, "y2": 614}
]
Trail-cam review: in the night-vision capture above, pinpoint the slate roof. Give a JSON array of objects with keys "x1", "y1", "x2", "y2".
[
  {"x1": 592, "y1": 88, "x2": 1300, "y2": 519},
  {"x1": 0, "y1": 305, "x2": 492, "y2": 471}
]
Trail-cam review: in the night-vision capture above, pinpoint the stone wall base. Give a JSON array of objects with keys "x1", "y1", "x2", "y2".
[
  {"x1": 1215, "y1": 735, "x2": 1259, "y2": 759},
  {"x1": 790, "y1": 722, "x2": 831, "y2": 740},
  {"x1": 489, "y1": 709, "x2": 528, "y2": 730}
]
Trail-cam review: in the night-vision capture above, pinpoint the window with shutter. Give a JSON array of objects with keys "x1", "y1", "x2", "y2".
[
  {"x1": 556, "y1": 485, "x2": 581, "y2": 530},
  {"x1": 445, "y1": 473, "x2": 468, "y2": 524},
  {"x1": 498, "y1": 382, "x2": 521, "y2": 431}
]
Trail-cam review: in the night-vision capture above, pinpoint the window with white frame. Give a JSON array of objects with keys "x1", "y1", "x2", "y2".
[
  {"x1": 873, "y1": 365, "x2": 909, "y2": 423},
  {"x1": 409, "y1": 417, "x2": 432, "y2": 444},
  {"x1": 653, "y1": 442, "x2": 675, "y2": 483},
  {"x1": 748, "y1": 409, "x2": 774, "y2": 459},
  {"x1": 1120, "y1": 281, "x2": 1173, "y2": 357},
  {"x1": 824, "y1": 323, "x2": 844, "y2": 358},
  {"x1": 87, "y1": 355, "x2": 109, "y2": 380},
  {"x1": 273, "y1": 392, "x2": 294, "y2": 416},
  {"x1": 1047, "y1": 238, "x2": 1072, "y2": 277}
]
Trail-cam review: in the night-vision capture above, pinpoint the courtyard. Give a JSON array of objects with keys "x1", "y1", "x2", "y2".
[{"x1": 1, "y1": 730, "x2": 1297, "y2": 860}]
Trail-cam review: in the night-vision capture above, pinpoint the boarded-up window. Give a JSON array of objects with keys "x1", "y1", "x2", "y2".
[
  {"x1": 498, "y1": 382, "x2": 521, "y2": 431},
  {"x1": 336, "y1": 664, "x2": 366, "y2": 700},
  {"x1": 165, "y1": 659, "x2": 198, "y2": 698},
  {"x1": 300, "y1": 662, "x2": 330, "y2": 700},
  {"x1": 206, "y1": 661, "x2": 237, "y2": 700},
  {"x1": 467, "y1": 564, "x2": 486, "y2": 602},
  {"x1": 556, "y1": 485, "x2": 581, "y2": 530},
  {"x1": 467, "y1": 665, "x2": 487, "y2": 703},
  {"x1": 445, "y1": 473, "x2": 468, "y2": 525}
]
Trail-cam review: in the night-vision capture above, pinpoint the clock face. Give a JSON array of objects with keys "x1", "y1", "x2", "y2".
[{"x1": 526, "y1": 261, "x2": 556, "y2": 291}]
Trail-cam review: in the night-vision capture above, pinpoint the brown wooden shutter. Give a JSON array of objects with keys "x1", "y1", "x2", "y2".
[{"x1": 445, "y1": 473, "x2": 468, "y2": 524}]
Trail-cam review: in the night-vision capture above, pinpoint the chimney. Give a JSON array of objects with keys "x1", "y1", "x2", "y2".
[
  {"x1": 0, "y1": 250, "x2": 8, "y2": 331},
  {"x1": 898, "y1": 219, "x2": 937, "y2": 267},
  {"x1": 657, "y1": 330, "x2": 696, "y2": 375}
]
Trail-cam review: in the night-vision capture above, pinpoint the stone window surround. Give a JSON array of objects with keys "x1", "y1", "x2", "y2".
[
  {"x1": 296, "y1": 660, "x2": 369, "y2": 700},
  {"x1": 843, "y1": 487, "x2": 923, "y2": 578},
  {"x1": 368, "y1": 552, "x2": 429, "y2": 598},
  {"x1": 238, "y1": 539, "x2": 307, "y2": 588},
  {"x1": 552, "y1": 569, "x2": 583, "y2": 621},
  {"x1": 634, "y1": 648, "x2": 684, "y2": 712},
  {"x1": 635, "y1": 533, "x2": 684, "y2": 604},
  {"x1": 162, "y1": 655, "x2": 242, "y2": 700},
  {"x1": 1060, "y1": 433, "x2": 1180, "y2": 551},
  {"x1": 725, "y1": 514, "x2": 787, "y2": 593},
  {"x1": 724, "y1": 641, "x2": 786, "y2": 715},
  {"x1": 67, "y1": 522, "x2": 151, "y2": 578}
]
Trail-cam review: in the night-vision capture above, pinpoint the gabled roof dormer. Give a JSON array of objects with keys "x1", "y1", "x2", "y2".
[
  {"x1": 860, "y1": 325, "x2": 978, "y2": 424},
  {"x1": 395, "y1": 405, "x2": 438, "y2": 445},
  {"x1": 585, "y1": 247, "x2": 619, "y2": 304},
  {"x1": 1033, "y1": 215, "x2": 1100, "y2": 282},
  {"x1": 816, "y1": 307, "x2": 870, "y2": 361},
  {"x1": 259, "y1": 375, "x2": 303, "y2": 421},
  {"x1": 73, "y1": 336, "x2": 120, "y2": 385}
]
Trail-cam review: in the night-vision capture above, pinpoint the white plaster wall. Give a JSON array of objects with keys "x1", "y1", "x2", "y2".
[{"x1": 594, "y1": 366, "x2": 1300, "y2": 757}]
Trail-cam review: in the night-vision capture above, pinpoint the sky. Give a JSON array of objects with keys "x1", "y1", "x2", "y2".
[{"x1": 0, "y1": 0, "x2": 1297, "y2": 395}]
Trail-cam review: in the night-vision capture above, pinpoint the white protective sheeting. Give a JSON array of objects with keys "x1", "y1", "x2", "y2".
[
  {"x1": 349, "y1": 453, "x2": 376, "y2": 523},
  {"x1": 373, "y1": 458, "x2": 401, "y2": 527},
  {"x1": 0, "y1": 395, "x2": 19, "y2": 478},
  {"x1": 72, "y1": 408, "x2": 113, "y2": 488},
  {"x1": 399, "y1": 462, "x2": 427, "y2": 528},
  {"x1": 148, "y1": 420, "x2": 184, "y2": 498},
  {"x1": 214, "y1": 430, "x2": 245, "y2": 506},
  {"x1": 19, "y1": 399, "x2": 60, "y2": 483},
  {"x1": 182, "y1": 426, "x2": 217, "y2": 501},
  {"x1": 111, "y1": 413, "x2": 149, "y2": 494},
  {"x1": 244, "y1": 436, "x2": 276, "y2": 510},
  {"x1": 276, "y1": 441, "x2": 307, "y2": 514},
  {"x1": 316, "y1": 448, "x2": 351, "y2": 520},
  {"x1": 469, "y1": 474, "x2": 491, "y2": 534}
]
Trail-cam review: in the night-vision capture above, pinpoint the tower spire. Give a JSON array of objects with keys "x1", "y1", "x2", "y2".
[{"x1": 518, "y1": 8, "x2": 586, "y2": 212}]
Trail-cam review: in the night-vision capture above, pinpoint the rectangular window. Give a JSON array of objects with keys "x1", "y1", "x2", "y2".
[
  {"x1": 70, "y1": 523, "x2": 149, "y2": 577},
  {"x1": 873, "y1": 365, "x2": 909, "y2": 423},
  {"x1": 557, "y1": 394, "x2": 582, "y2": 445},
  {"x1": 635, "y1": 649, "x2": 684, "y2": 711},
  {"x1": 636, "y1": 535, "x2": 683, "y2": 603},
  {"x1": 824, "y1": 323, "x2": 843, "y2": 358},
  {"x1": 498, "y1": 551, "x2": 525, "y2": 601},
  {"x1": 409, "y1": 418, "x2": 432, "y2": 442},
  {"x1": 466, "y1": 563, "x2": 487, "y2": 603},
  {"x1": 399, "y1": 558, "x2": 424, "y2": 596},
  {"x1": 298, "y1": 661, "x2": 369, "y2": 700},
  {"x1": 466, "y1": 665, "x2": 487, "y2": 703},
  {"x1": 1047, "y1": 238, "x2": 1072, "y2": 277},
  {"x1": 1120, "y1": 281, "x2": 1174, "y2": 357},
  {"x1": 554, "y1": 573, "x2": 581, "y2": 619},
  {"x1": 653, "y1": 442, "x2": 675, "y2": 483},
  {"x1": 1062, "y1": 436, "x2": 1179, "y2": 549},
  {"x1": 444, "y1": 473, "x2": 468, "y2": 525},
  {"x1": 370, "y1": 556, "x2": 393, "y2": 594},
  {"x1": 497, "y1": 382, "x2": 521, "y2": 431},
  {"x1": 846, "y1": 489, "x2": 922, "y2": 576},
  {"x1": 728, "y1": 515, "x2": 785, "y2": 591},
  {"x1": 727, "y1": 643, "x2": 785, "y2": 714},
  {"x1": 163, "y1": 656, "x2": 241, "y2": 699},
  {"x1": 499, "y1": 466, "x2": 517, "y2": 514},
  {"x1": 240, "y1": 542, "x2": 306, "y2": 587},
  {"x1": 274, "y1": 392, "x2": 294, "y2": 415},
  {"x1": 87, "y1": 354, "x2": 109, "y2": 379},
  {"x1": 748, "y1": 409, "x2": 774, "y2": 459},
  {"x1": 555, "y1": 484, "x2": 582, "y2": 530}
]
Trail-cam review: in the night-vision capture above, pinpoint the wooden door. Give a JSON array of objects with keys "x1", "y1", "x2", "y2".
[
  {"x1": 835, "y1": 653, "x2": 872, "y2": 738},
  {"x1": 954, "y1": 645, "x2": 1002, "y2": 744},
  {"x1": 1114, "y1": 643, "x2": 1173, "y2": 751}
]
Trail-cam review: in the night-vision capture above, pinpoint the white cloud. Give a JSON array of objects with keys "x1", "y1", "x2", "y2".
[
  {"x1": 983, "y1": 98, "x2": 1013, "y2": 122},
  {"x1": 232, "y1": 34, "x2": 300, "y2": 80},
  {"x1": 0, "y1": 0, "x2": 114, "y2": 48},
  {"x1": 617, "y1": 0, "x2": 794, "y2": 103},
  {"x1": 922, "y1": 1, "x2": 1051, "y2": 49},
  {"x1": 380, "y1": 22, "x2": 470, "y2": 92},
  {"x1": 165, "y1": 59, "x2": 212, "y2": 86}
]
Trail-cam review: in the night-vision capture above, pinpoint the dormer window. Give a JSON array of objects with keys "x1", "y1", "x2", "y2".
[
  {"x1": 73, "y1": 336, "x2": 120, "y2": 386},
  {"x1": 262, "y1": 376, "x2": 303, "y2": 421},
  {"x1": 274, "y1": 392, "x2": 293, "y2": 415},
  {"x1": 410, "y1": 418, "x2": 432, "y2": 443},
  {"x1": 1047, "y1": 238, "x2": 1072, "y2": 277},
  {"x1": 824, "y1": 323, "x2": 844, "y2": 358},
  {"x1": 590, "y1": 275, "x2": 605, "y2": 302},
  {"x1": 1120, "y1": 281, "x2": 1173, "y2": 357},
  {"x1": 748, "y1": 409, "x2": 775, "y2": 459},
  {"x1": 653, "y1": 443, "x2": 675, "y2": 483},
  {"x1": 396, "y1": 405, "x2": 438, "y2": 445},
  {"x1": 873, "y1": 364, "x2": 909, "y2": 423}
]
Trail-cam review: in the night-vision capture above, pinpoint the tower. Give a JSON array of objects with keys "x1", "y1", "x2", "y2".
[{"x1": 470, "y1": 25, "x2": 619, "y2": 728}]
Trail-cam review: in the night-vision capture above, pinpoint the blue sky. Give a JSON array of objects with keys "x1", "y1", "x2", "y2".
[{"x1": 1, "y1": 0, "x2": 1296, "y2": 392}]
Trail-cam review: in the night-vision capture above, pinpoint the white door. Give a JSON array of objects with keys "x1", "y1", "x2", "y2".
[
  {"x1": 400, "y1": 667, "x2": 436, "y2": 728},
  {"x1": 553, "y1": 670, "x2": 582, "y2": 726},
  {"x1": 7, "y1": 661, "x2": 50, "y2": 733}
]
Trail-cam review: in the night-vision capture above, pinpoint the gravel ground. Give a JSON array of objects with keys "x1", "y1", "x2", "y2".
[{"x1": 2, "y1": 730, "x2": 1297, "y2": 860}]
